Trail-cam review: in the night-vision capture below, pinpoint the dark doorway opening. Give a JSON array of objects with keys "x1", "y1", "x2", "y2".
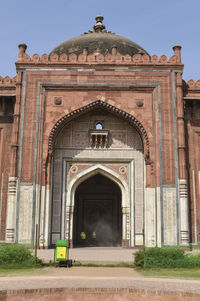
[{"x1": 73, "y1": 174, "x2": 122, "y2": 247}]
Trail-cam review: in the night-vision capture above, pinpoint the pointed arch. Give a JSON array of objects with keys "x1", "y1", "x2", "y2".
[
  {"x1": 48, "y1": 99, "x2": 150, "y2": 164},
  {"x1": 67, "y1": 164, "x2": 129, "y2": 208},
  {"x1": 65, "y1": 164, "x2": 130, "y2": 245}
]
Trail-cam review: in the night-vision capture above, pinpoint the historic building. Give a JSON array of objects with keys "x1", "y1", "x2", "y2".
[{"x1": 0, "y1": 16, "x2": 199, "y2": 248}]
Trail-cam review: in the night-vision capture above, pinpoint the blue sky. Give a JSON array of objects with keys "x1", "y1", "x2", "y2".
[{"x1": 1, "y1": 0, "x2": 200, "y2": 81}]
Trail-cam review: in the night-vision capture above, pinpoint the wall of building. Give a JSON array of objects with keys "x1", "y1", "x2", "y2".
[
  {"x1": 0, "y1": 48, "x2": 196, "y2": 246},
  {"x1": 185, "y1": 84, "x2": 200, "y2": 242},
  {"x1": 0, "y1": 123, "x2": 13, "y2": 240}
]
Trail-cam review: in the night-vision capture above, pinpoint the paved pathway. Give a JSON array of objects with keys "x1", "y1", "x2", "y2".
[
  {"x1": 0, "y1": 268, "x2": 200, "y2": 294},
  {"x1": 37, "y1": 247, "x2": 135, "y2": 263}
]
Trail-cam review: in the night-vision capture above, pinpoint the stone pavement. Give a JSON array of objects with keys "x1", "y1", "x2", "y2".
[
  {"x1": 37, "y1": 247, "x2": 136, "y2": 263},
  {"x1": 0, "y1": 268, "x2": 200, "y2": 295}
]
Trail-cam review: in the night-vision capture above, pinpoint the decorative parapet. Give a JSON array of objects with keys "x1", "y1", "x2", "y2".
[
  {"x1": 15, "y1": 52, "x2": 182, "y2": 67},
  {"x1": 186, "y1": 79, "x2": 200, "y2": 90},
  {"x1": 0, "y1": 76, "x2": 17, "y2": 87}
]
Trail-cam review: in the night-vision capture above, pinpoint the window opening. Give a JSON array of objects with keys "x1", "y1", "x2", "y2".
[{"x1": 95, "y1": 122, "x2": 103, "y2": 130}]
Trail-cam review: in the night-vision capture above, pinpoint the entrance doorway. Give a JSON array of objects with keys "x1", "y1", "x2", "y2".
[{"x1": 73, "y1": 174, "x2": 122, "y2": 247}]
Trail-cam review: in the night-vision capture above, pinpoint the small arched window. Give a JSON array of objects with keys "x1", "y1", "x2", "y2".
[{"x1": 95, "y1": 122, "x2": 103, "y2": 130}]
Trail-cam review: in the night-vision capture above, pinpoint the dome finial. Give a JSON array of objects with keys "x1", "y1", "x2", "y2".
[
  {"x1": 95, "y1": 15, "x2": 104, "y2": 23},
  {"x1": 93, "y1": 15, "x2": 105, "y2": 32}
]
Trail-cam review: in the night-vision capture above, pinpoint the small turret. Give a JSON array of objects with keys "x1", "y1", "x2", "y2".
[
  {"x1": 173, "y1": 44, "x2": 182, "y2": 63},
  {"x1": 18, "y1": 43, "x2": 27, "y2": 61}
]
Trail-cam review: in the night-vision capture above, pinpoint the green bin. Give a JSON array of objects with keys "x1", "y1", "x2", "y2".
[{"x1": 56, "y1": 240, "x2": 68, "y2": 262}]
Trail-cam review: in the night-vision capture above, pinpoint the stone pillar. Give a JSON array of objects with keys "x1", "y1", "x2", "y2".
[
  {"x1": 39, "y1": 159, "x2": 51, "y2": 248},
  {"x1": 65, "y1": 205, "x2": 73, "y2": 248},
  {"x1": 175, "y1": 70, "x2": 189, "y2": 244},
  {"x1": 122, "y1": 207, "x2": 130, "y2": 248},
  {"x1": 6, "y1": 177, "x2": 17, "y2": 242},
  {"x1": 38, "y1": 162, "x2": 47, "y2": 248},
  {"x1": 43, "y1": 188, "x2": 50, "y2": 248},
  {"x1": 6, "y1": 71, "x2": 23, "y2": 242},
  {"x1": 65, "y1": 206, "x2": 71, "y2": 242}
]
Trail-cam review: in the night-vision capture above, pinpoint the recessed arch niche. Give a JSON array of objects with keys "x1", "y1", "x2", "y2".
[{"x1": 50, "y1": 106, "x2": 145, "y2": 247}]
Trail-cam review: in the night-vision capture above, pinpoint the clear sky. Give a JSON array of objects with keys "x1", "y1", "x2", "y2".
[{"x1": 0, "y1": 0, "x2": 200, "y2": 81}]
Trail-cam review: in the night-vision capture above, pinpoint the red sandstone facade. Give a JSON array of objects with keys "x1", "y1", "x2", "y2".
[{"x1": 0, "y1": 17, "x2": 199, "y2": 247}]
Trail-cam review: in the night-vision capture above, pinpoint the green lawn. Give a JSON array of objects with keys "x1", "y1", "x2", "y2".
[
  {"x1": 1, "y1": 264, "x2": 200, "y2": 279},
  {"x1": 0, "y1": 266, "x2": 46, "y2": 277},
  {"x1": 138, "y1": 268, "x2": 200, "y2": 279}
]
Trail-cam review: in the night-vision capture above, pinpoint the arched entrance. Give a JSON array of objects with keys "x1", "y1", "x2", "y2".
[
  {"x1": 73, "y1": 174, "x2": 122, "y2": 247},
  {"x1": 50, "y1": 104, "x2": 145, "y2": 248}
]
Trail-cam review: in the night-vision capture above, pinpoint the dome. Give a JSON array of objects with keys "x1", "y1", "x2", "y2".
[{"x1": 50, "y1": 16, "x2": 149, "y2": 57}]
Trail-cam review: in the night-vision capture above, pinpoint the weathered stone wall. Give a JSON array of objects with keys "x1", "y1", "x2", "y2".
[{"x1": 0, "y1": 123, "x2": 13, "y2": 240}]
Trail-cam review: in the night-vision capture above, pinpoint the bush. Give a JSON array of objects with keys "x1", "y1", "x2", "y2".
[
  {"x1": 144, "y1": 247, "x2": 185, "y2": 268},
  {"x1": 0, "y1": 244, "x2": 43, "y2": 267},
  {"x1": 134, "y1": 247, "x2": 200, "y2": 269},
  {"x1": 183, "y1": 253, "x2": 200, "y2": 268},
  {"x1": 134, "y1": 248, "x2": 145, "y2": 268}
]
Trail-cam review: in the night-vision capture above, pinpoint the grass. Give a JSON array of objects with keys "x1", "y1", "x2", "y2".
[
  {"x1": 1, "y1": 263, "x2": 200, "y2": 279},
  {"x1": 0, "y1": 265, "x2": 47, "y2": 277},
  {"x1": 137, "y1": 268, "x2": 200, "y2": 279},
  {"x1": 73, "y1": 261, "x2": 134, "y2": 268}
]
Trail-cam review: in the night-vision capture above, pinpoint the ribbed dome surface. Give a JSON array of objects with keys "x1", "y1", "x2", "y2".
[{"x1": 50, "y1": 16, "x2": 148, "y2": 57}]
